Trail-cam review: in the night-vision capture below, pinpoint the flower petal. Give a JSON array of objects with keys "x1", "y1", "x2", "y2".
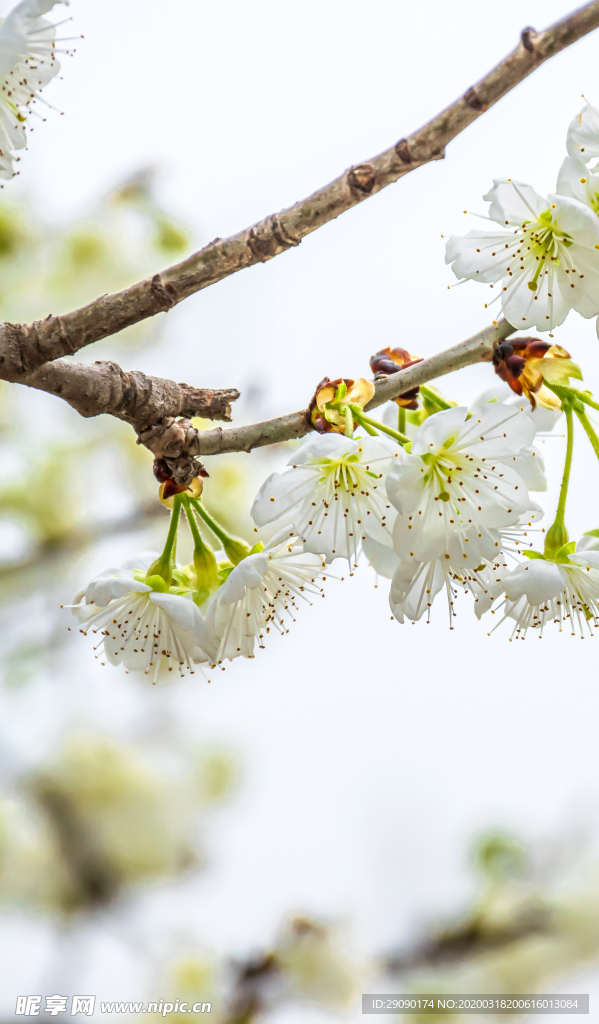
[
  {"x1": 503, "y1": 559, "x2": 567, "y2": 604},
  {"x1": 483, "y1": 178, "x2": 548, "y2": 225}
]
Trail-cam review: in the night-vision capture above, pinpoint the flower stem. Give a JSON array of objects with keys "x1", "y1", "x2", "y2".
[
  {"x1": 182, "y1": 495, "x2": 219, "y2": 600},
  {"x1": 146, "y1": 493, "x2": 182, "y2": 584},
  {"x1": 397, "y1": 406, "x2": 406, "y2": 435},
  {"x1": 544, "y1": 405, "x2": 573, "y2": 558},
  {"x1": 419, "y1": 383, "x2": 454, "y2": 411},
  {"x1": 189, "y1": 498, "x2": 251, "y2": 565},
  {"x1": 575, "y1": 407, "x2": 599, "y2": 461},
  {"x1": 183, "y1": 495, "x2": 210, "y2": 554},
  {"x1": 351, "y1": 408, "x2": 410, "y2": 445}
]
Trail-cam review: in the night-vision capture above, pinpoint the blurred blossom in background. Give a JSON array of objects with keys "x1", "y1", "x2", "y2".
[{"x1": 4, "y1": 0, "x2": 599, "y2": 1022}]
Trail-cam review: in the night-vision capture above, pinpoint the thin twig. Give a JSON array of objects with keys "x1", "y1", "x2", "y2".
[
  {"x1": 195, "y1": 319, "x2": 515, "y2": 456},
  {"x1": 0, "y1": 1, "x2": 597, "y2": 380}
]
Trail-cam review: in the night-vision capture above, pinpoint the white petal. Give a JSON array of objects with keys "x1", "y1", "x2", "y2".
[
  {"x1": 86, "y1": 574, "x2": 150, "y2": 607},
  {"x1": 550, "y1": 192, "x2": 599, "y2": 246},
  {"x1": 503, "y1": 559, "x2": 567, "y2": 604},
  {"x1": 410, "y1": 407, "x2": 468, "y2": 455},
  {"x1": 503, "y1": 262, "x2": 571, "y2": 333},
  {"x1": 498, "y1": 447, "x2": 547, "y2": 492},
  {"x1": 577, "y1": 533, "x2": 599, "y2": 553},
  {"x1": 251, "y1": 467, "x2": 316, "y2": 527},
  {"x1": 456, "y1": 403, "x2": 535, "y2": 457},
  {"x1": 292, "y1": 433, "x2": 358, "y2": 465},
  {"x1": 566, "y1": 103, "x2": 599, "y2": 162},
  {"x1": 385, "y1": 452, "x2": 427, "y2": 514},
  {"x1": 149, "y1": 592, "x2": 200, "y2": 635},
  {"x1": 483, "y1": 178, "x2": 548, "y2": 225},
  {"x1": 445, "y1": 230, "x2": 512, "y2": 283},
  {"x1": 217, "y1": 553, "x2": 269, "y2": 603},
  {"x1": 362, "y1": 534, "x2": 399, "y2": 579}
]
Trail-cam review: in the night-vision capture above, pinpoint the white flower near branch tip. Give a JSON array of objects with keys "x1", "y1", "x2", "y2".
[
  {"x1": 362, "y1": 532, "x2": 399, "y2": 579},
  {"x1": 445, "y1": 178, "x2": 599, "y2": 331},
  {"x1": 386, "y1": 404, "x2": 533, "y2": 565},
  {"x1": 469, "y1": 388, "x2": 553, "y2": 492},
  {"x1": 205, "y1": 530, "x2": 326, "y2": 664},
  {"x1": 471, "y1": 383, "x2": 561, "y2": 437},
  {"x1": 388, "y1": 503, "x2": 544, "y2": 626},
  {"x1": 566, "y1": 101, "x2": 599, "y2": 164},
  {"x1": 251, "y1": 433, "x2": 399, "y2": 563},
  {"x1": 389, "y1": 556, "x2": 495, "y2": 627},
  {"x1": 495, "y1": 545, "x2": 599, "y2": 638},
  {"x1": 0, "y1": 0, "x2": 72, "y2": 179},
  {"x1": 70, "y1": 555, "x2": 213, "y2": 679}
]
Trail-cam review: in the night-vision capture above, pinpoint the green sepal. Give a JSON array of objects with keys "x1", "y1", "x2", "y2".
[
  {"x1": 248, "y1": 541, "x2": 264, "y2": 555},
  {"x1": 544, "y1": 519, "x2": 569, "y2": 559},
  {"x1": 217, "y1": 562, "x2": 234, "y2": 584},
  {"x1": 522, "y1": 550, "x2": 547, "y2": 560},
  {"x1": 555, "y1": 540, "x2": 576, "y2": 562},
  {"x1": 144, "y1": 574, "x2": 169, "y2": 593},
  {"x1": 145, "y1": 556, "x2": 172, "y2": 587},
  {"x1": 583, "y1": 529, "x2": 599, "y2": 539},
  {"x1": 172, "y1": 566, "x2": 193, "y2": 588}
]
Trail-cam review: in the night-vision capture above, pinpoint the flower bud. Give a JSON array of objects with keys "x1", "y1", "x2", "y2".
[
  {"x1": 370, "y1": 347, "x2": 422, "y2": 409},
  {"x1": 544, "y1": 519, "x2": 570, "y2": 560},
  {"x1": 192, "y1": 544, "x2": 219, "y2": 605},
  {"x1": 308, "y1": 377, "x2": 375, "y2": 434},
  {"x1": 493, "y1": 338, "x2": 582, "y2": 410}
]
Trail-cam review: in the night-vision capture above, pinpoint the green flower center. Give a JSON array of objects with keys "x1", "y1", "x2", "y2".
[
  {"x1": 314, "y1": 453, "x2": 379, "y2": 491},
  {"x1": 524, "y1": 208, "x2": 573, "y2": 291}
]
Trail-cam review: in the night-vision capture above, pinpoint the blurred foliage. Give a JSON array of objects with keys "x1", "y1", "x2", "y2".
[
  {"x1": 142, "y1": 917, "x2": 357, "y2": 1024},
  {"x1": 137, "y1": 832, "x2": 599, "y2": 1022},
  {"x1": 0, "y1": 735, "x2": 237, "y2": 916},
  {"x1": 0, "y1": 184, "x2": 254, "y2": 627},
  {"x1": 0, "y1": 169, "x2": 190, "y2": 346},
  {"x1": 385, "y1": 832, "x2": 599, "y2": 1023}
]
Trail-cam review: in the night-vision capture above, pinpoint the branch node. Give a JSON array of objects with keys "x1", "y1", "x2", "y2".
[
  {"x1": 521, "y1": 27, "x2": 537, "y2": 53},
  {"x1": 395, "y1": 138, "x2": 413, "y2": 164},
  {"x1": 463, "y1": 87, "x2": 486, "y2": 112},
  {"x1": 348, "y1": 163, "x2": 376, "y2": 195},
  {"x1": 270, "y1": 214, "x2": 302, "y2": 249},
  {"x1": 247, "y1": 225, "x2": 277, "y2": 262},
  {"x1": 150, "y1": 273, "x2": 178, "y2": 310}
]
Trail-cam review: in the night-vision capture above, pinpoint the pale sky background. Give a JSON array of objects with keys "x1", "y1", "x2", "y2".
[{"x1": 3, "y1": 0, "x2": 599, "y2": 1020}]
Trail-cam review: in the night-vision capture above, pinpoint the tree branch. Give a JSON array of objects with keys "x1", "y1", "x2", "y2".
[
  {"x1": 18, "y1": 319, "x2": 513, "y2": 484},
  {"x1": 20, "y1": 357, "x2": 240, "y2": 484},
  {"x1": 195, "y1": 319, "x2": 515, "y2": 457},
  {"x1": 0, "y1": 1, "x2": 597, "y2": 379},
  {"x1": 22, "y1": 358, "x2": 239, "y2": 427}
]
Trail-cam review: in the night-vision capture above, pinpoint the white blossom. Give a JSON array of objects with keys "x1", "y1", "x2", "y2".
[
  {"x1": 386, "y1": 404, "x2": 533, "y2": 566},
  {"x1": 0, "y1": 0, "x2": 69, "y2": 179},
  {"x1": 251, "y1": 433, "x2": 399, "y2": 563},
  {"x1": 445, "y1": 178, "x2": 599, "y2": 331},
  {"x1": 389, "y1": 504, "x2": 543, "y2": 626},
  {"x1": 362, "y1": 532, "x2": 399, "y2": 579},
  {"x1": 205, "y1": 530, "x2": 326, "y2": 664},
  {"x1": 70, "y1": 555, "x2": 213, "y2": 679},
  {"x1": 495, "y1": 545, "x2": 599, "y2": 638},
  {"x1": 566, "y1": 101, "x2": 599, "y2": 164},
  {"x1": 389, "y1": 556, "x2": 495, "y2": 627},
  {"x1": 470, "y1": 387, "x2": 555, "y2": 491}
]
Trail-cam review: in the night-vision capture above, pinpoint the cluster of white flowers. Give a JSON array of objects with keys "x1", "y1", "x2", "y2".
[
  {"x1": 71, "y1": 531, "x2": 328, "y2": 679},
  {"x1": 445, "y1": 101, "x2": 599, "y2": 334},
  {"x1": 68, "y1": 99, "x2": 599, "y2": 678}
]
